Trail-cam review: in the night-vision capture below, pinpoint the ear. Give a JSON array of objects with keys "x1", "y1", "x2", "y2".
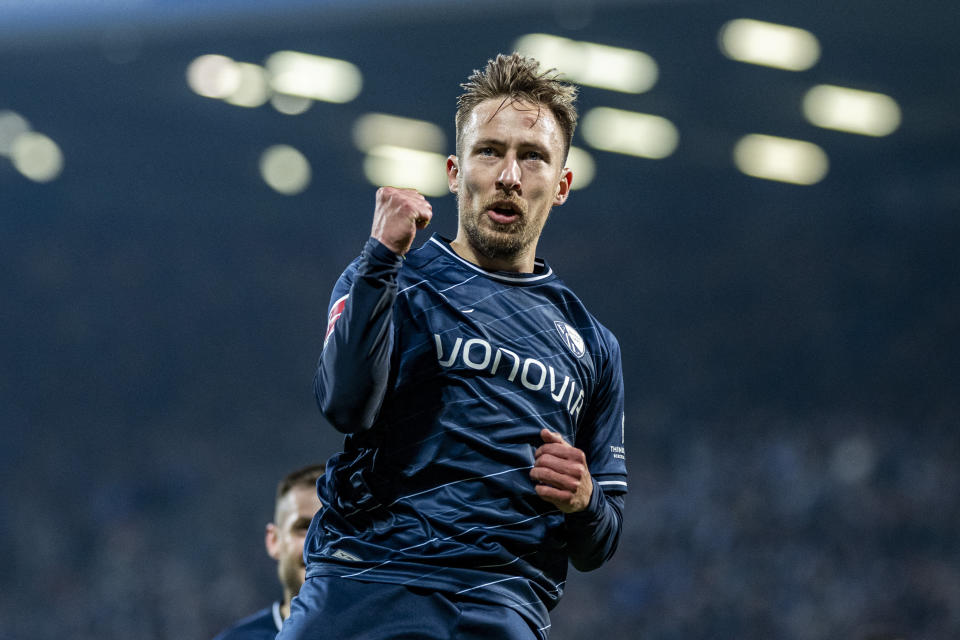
[
  {"x1": 265, "y1": 523, "x2": 280, "y2": 560},
  {"x1": 553, "y1": 167, "x2": 573, "y2": 206},
  {"x1": 446, "y1": 155, "x2": 459, "y2": 194}
]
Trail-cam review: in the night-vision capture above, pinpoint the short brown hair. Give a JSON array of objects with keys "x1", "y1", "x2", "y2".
[
  {"x1": 455, "y1": 52, "x2": 579, "y2": 159},
  {"x1": 275, "y1": 463, "x2": 325, "y2": 503}
]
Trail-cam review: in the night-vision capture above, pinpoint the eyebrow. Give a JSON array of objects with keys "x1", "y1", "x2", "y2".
[{"x1": 473, "y1": 138, "x2": 552, "y2": 158}]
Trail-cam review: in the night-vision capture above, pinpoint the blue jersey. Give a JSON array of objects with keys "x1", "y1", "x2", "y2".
[
  {"x1": 212, "y1": 602, "x2": 282, "y2": 640},
  {"x1": 309, "y1": 235, "x2": 627, "y2": 635}
]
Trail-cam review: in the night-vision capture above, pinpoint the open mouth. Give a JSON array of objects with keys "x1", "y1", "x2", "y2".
[{"x1": 486, "y1": 200, "x2": 522, "y2": 224}]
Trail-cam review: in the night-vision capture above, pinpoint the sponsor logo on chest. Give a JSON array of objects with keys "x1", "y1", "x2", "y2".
[{"x1": 433, "y1": 333, "x2": 586, "y2": 420}]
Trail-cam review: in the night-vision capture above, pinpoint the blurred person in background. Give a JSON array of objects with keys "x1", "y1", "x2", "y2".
[
  {"x1": 212, "y1": 463, "x2": 325, "y2": 640},
  {"x1": 280, "y1": 53, "x2": 626, "y2": 640}
]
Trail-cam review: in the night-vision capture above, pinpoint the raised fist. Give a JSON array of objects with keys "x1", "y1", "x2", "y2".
[{"x1": 370, "y1": 186, "x2": 433, "y2": 256}]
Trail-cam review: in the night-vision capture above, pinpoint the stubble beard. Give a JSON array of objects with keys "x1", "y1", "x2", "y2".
[
  {"x1": 279, "y1": 557, "x2": 305, "y2": 598},
  {"x1": 459, "y1": 195, "x2": 539, "y2": 262}
]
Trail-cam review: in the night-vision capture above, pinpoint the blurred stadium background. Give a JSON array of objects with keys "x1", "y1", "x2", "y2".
[{"x1": 1, "y1": 1, "x2": 958, "y2": 638}]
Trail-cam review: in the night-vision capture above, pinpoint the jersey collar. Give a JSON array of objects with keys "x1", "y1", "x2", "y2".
[{"x1": 426, "y1": 235, "x2": 554, "y2": 284}]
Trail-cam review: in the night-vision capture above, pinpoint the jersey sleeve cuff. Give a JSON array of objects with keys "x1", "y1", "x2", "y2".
[
  {"x1": 593, "y1": 473, "x2": 628, "y2": 495},
  {"x1": 361, "y1": 237, "x2": 404, "y2": 275},
  {"x1": 566, "y1": 477, "x2": 607, "y2": 522}
]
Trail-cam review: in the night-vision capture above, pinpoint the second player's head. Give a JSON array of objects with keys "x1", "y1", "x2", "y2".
[{"x1": 265, "y1": 463, "x2": 325, "y2": 608}]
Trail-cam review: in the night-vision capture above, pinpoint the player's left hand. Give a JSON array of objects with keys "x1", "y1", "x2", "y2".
[{"x1": 530, "y1": 429, "x2": 593, "y2": 513}]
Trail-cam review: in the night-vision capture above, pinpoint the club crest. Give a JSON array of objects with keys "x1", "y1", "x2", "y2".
[{"x1": 554, "y1": 321, "x2": 586, "y2": 358}]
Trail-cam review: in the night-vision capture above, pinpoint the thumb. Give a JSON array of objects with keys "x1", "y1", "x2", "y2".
[{"x1": 540, "y1": 429, "x2": 567, "y2": 445}]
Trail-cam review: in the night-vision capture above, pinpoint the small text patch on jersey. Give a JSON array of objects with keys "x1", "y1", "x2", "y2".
[
  {"x1": 324, "y1": 294, "x2": 349, "y2": 346},
  {"x1": 554, "y1": 321, "x2": 586, "y2": 358}
]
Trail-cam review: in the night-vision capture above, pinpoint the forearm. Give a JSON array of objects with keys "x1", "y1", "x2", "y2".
[
  {"x1": 563, "y1": 480, "x2": 624, "y2": 572},
  {"x1": 314, "y1": 238, "x2": 402, "y2": 433}
]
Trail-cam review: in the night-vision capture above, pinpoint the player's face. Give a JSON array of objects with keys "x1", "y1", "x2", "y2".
[
  {"x1": 266, "y1": 485, "x2": 322, "y2": 601},
  {"x1": 447, "y1": 98, "x2": 572, "y2": 271}
]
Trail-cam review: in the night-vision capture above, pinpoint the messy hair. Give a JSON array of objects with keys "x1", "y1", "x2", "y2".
[
  {"x1": 455, "y1": 52, "x2": 579, "y2": 160},
  {"x1": 275, "y1": 462, "x2": 325, "y2": 503}
]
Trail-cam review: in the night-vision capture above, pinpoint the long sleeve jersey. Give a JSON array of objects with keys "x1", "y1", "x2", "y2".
[{"x1": 308, "y1": 235, "x2": 628, "y2": 636}]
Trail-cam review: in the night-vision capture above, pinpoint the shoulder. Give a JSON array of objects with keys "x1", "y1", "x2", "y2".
[
  {"x1": 211, "y1": 605, "x2": 280, "y2": 640},
  {"x1": 546, "y1": 277, "x2": 621, "y2": 350}
]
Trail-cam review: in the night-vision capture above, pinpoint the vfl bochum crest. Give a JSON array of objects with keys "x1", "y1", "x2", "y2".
[{"x1": 554, "y1": 321, "x2": 586, "y2": 358}]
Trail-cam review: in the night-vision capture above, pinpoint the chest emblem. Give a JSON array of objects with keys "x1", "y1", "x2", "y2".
[{"x1": 554, "y1": 321, "x2": 586, "y2": 358}]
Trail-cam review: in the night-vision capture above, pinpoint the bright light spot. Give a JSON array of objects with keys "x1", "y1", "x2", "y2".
[
  {"x1": 515, "y1": 33, "x2": 658, "y2": 93},
  {"x1": 830, "y1": 435, "x2": 876, "y2": 485},
  {"x1": 803, "y1": 84, "x2": 901, "y2": 137},
  {"x1": 0, "y1": 110, "x2": 31, "y2": 156},
  {"x1": 581, "y1": 107, "x2": 678, "y2": 159},
  {"x1": 186, "y1": 54, "x2": 242, "y2": 99},
  {"x1": 565, "y1": 146, "x2": 595, "y2": 190},
  {"x1": 363, "y1": 146, "x2": 449, "y2": 197},
  {"x1": 719, "y1": 19, "x2": 820, "y2": 71},
  {"x1": 733, "y1": 134, "x2": 828, "y2": 185},
  {"x1": 259, "y1": 144, "x2": 311, "y2": 195},
  {"x1": 271, "y1": 93, "x2": 313, "y2": 116},
  {"x1": 266, "y1": 51, "x2": 362, "y2": 103},
  {"x1": 225, "y1": 63, "x2": 271, "y2": 108},
  {"x1": 11, "y1": 132, "x2": 64, "y2": 182},
  {"x1": 353, "y1": 113, "x2": 446, "y2": 154}
]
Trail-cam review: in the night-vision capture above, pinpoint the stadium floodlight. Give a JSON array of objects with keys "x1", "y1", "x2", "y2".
[
  {"x1": 362, "y1": 146, "x2": 449, "y2": 197},
  {"x1": 565, "y1": 146, "x2": 595, "y2": 190},
  {"x1": 266, "y1": 51, "x2": 362, "y2": 104},
  {"x1": 260, "y1": 144, "x2": 312, "y2": 196},
  {"x1": 353, "y1": 114, "x2": 447, "y2": 154},
  {"x1": 0, "y1": 110, "x2": 31, "y2": 156},
  {"x1": 186, "y1": 54, "x2": 242, "y2": 99},
  {"x1": 803, "y1": 85, "x2": 901, "y2": 137},
  {"x1": 581, "y1": 107, "x2": 678, "y2": 159},
  {"x1": 11, "y1": 131, "x2": 64, "y2": 183},
  {"x1": 733, "y1": 134, "x2": 828, "y2": 185},
  {"x1": 224, "y1": 63, "x2": 271, "y2": 108},
  {"x1": 719, "y1": 18, "x2": 820, "y2": 71},
  {"x1": 271, "y1": 94, "x2": 313, "y2": 116},
  {"x1": 515, "y1": 33, "x2": 658, "y2": 94}
]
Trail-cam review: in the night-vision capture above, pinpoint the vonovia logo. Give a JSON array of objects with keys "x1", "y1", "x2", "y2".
[{"x1": 554, "y1": 321, "x2": 586, "y2": 358}]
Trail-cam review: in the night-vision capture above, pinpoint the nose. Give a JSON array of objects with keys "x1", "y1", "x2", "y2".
[{"x1": 496, "y1": 155, "x2": 521, "y2": 193}]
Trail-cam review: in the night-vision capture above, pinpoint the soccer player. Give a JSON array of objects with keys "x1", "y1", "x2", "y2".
[
  {"x1": 282, "y1": 53, "x2": 627, "y2": 639},
  {"x1": 213, "y1": 464, "x2": 325, "y2": 640}
]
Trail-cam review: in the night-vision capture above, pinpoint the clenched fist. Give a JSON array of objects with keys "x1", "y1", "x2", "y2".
[
  {"x1": 370, "y1": 186, "x2": 433, "y2": 256},
  {"x1": 530, "y1": 429, "x2": 594, "y2": 513}
]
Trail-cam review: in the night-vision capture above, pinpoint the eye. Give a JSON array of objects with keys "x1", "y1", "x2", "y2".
[
  {"x1": 525, "y1": 150, "x2": 543, "y2": 161},
  {"x1": 478, "y1": 147, "x2": 496, "y2": 156}
]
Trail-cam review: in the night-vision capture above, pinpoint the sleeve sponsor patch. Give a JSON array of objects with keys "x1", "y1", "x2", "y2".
[{"x1": 324, "y1": 294, "x2": 349, "y2": 346}]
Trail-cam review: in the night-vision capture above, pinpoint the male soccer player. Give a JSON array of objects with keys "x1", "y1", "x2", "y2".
[
  {"x1": 282, "y1": 53, "x2": 626, "y2": 639},
  {"x1": 213, "y1": 464, "x2": 324, "y2": 640}
]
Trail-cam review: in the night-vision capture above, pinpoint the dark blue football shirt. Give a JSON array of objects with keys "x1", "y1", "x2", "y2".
[
  {"x1": 308, "y1": 235, "x2": 627, "y2": 635},
  {"x1": 212, "y1": 602, "x2": 282, "y2": 640}
]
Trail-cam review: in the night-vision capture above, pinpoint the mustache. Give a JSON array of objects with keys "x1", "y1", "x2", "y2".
[{"x1": 484, "y1": 197, "x2": 527, "y2": 216}]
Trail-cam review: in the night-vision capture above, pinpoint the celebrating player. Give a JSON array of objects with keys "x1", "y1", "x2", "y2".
[
  {"x1": 281, "y1": 53, "x2": 627, "y2": 640},
  {"x1": 212, "y1": 464, "x2": 324, "y2": 640}
]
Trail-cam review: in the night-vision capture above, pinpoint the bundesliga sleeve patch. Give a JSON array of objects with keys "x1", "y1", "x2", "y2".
[{"x1": 324, "y1": 294, "x2": 349, "y2": 346}]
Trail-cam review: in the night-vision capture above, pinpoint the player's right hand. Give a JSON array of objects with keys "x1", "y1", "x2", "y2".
[{"x1": 370, "y1": 186, "x2": 433, "y2": 256}]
